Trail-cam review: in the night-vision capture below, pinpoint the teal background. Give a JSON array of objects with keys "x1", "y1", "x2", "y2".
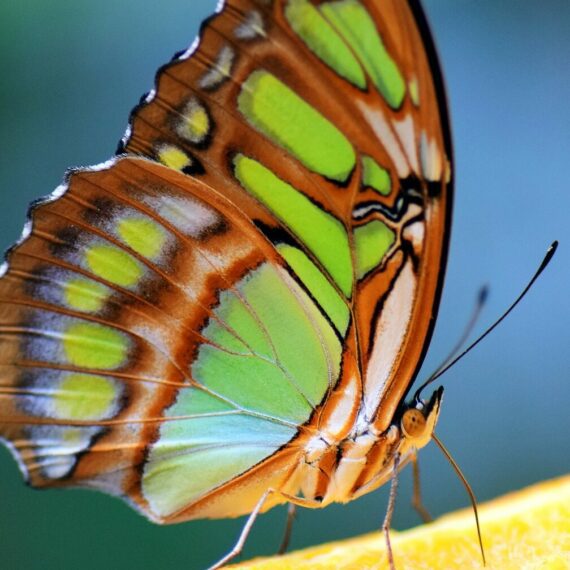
[{"x1": 0, "y1": 1, "x2": 569, "y2": 568}]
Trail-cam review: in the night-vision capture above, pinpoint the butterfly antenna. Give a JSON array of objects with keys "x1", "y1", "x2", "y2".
[
  {"x1": 415, "y1": 241, "x2": 558, "y2": 400},
  {"x1": 426, "y1": 284, "x2": 489, "y2": 382},
  {"x1": 432, "y1": 434, "x2": 486, "y2": 566}
]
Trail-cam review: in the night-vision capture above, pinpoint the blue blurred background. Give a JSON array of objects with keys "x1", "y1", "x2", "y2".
[{"x1": 0, "y1": 1, "x2": 568, "y2": 568}]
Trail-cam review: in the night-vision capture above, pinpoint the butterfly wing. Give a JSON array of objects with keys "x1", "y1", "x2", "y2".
[
  {"x1": 0, "y1": 157, "x2": 345, "y2": 520},
  {"x1": 0, "y1": 0, "x2": 451, "y2": 523},
  {"x1": 121, "y1": 0, "x2": 452, "y2": 439}
]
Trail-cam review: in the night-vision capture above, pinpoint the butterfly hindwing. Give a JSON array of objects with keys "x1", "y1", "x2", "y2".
[{"x1": 0, "y1": 157, "x2": 348, "y2": 520}]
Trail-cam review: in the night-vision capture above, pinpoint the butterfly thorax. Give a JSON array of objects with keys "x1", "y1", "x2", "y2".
[{"x1": 294, "y1": 388, "x2": 443, "y2": 506}]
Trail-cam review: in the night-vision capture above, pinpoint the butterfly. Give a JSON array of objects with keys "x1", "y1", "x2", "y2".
[{"x1": 0, "y1": 0, "x2": 452, "y2": 567}]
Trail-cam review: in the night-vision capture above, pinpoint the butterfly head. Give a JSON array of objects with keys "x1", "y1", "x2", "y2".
[{"x1": 399, "y1": 386, "x2": 444, "y2": 450}]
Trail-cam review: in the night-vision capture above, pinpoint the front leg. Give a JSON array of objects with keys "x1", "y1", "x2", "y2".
[
  {"x1": 382, "y1": 453, "x2": 401, "y2": 570},
  {"x1": 411, "y1": 450, "x2": 433, "y2": 523},
  {"x1": 208, "y1": 490, "x2": 325, "y2": 569},
  {"x1": 278, "y1": 503, "x2": 297, "y2": 555}
]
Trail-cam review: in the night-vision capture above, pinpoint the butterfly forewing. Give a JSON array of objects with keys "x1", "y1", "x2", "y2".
[
  {"x1": 0, "y1": 0, "x2": 451, "y2": 523},
  {"x1": 123, "y1": 0, "x2": 451, "y2": 434}
]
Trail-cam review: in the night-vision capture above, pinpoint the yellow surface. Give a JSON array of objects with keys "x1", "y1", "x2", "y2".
[{"x1": 232, "y1": 475, "x2": 570, "y2": 569}]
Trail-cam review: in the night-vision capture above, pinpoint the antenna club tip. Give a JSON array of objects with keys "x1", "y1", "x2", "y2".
[
  {"x1": 540, "y1": 240, "x2": 559, "y2": 271},
  {"x1": 478, "y1": 285, "x2": 489, "y2": 304}
]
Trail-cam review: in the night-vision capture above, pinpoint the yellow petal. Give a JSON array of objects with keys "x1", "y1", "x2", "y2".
[{"x1": 232, "y1": 475, "x2": 570, "y2": 569}]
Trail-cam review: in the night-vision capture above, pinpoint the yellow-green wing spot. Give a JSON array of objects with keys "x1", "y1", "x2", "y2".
[
  {"x1": 285, "y1": 0, "x2": 365, "y2": 89},
  {"x1": 176, "y1": 97, "x2": 210, "y2": 144},
  {"x1": 64, "y1": 278, "x2": 109, "y2": 312},
  {"x1": 143, "y1": 262, "x2": 342, "y2": 518},
  {"x1": 85, "y1": 244, "x2": 143, "y2": 288},
  {"x1": 321, "y1": 0, "x2": 406, "y2": 109},
  {"x1": 354, "y1": 220, "x2": 395, "y2": 279},
  {"x1": 277, "y1": 244, "x2": 349, "y2": 335},
  {"x1": 63, "y1": 322, "x2": 129, "y2": 369},
  {"x1": 234, "y1": 155, "x2": 353, "y2": 297},
  {"x1": 237, "y1": 70, "x2": 355, "y2": 182},
  {"x1": 362, "y1": 156, "x2": 391, "y2": 196},
  {"x1": 157, "y1": 144, "x2": 193, "y2": 172},
  {"x1": 192, "y1": 262, "x2": 341, "y2": 423},
  {"x1": 116, "y1": 217, "x2": 166, "y2": 260},
  {"x1": 409, "y1": 76, "x2": 420, "y2": 106},
  {"x1": 53, "y1": 373, "x2": 119, "y2": 420},
  {"x1": 13, "y1": 366, "x2": 123, "y2": 479}
]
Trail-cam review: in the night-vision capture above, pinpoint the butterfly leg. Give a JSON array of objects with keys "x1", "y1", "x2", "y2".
[
  {"x1": 278, "y1": 503, "x2": 297, "y2": 555},
  {"x1": 208, "y1": 488, "x2": 277, "y2": 570},
  {"x1": 411, "y1": 450, "x2": 433, "y2": 523},
  {"x1": 382, "y1": 452, "x2": 401, "y2": 570},
  {"x1": 209, "y1": 491, "x2": 321, "y2": 569}
]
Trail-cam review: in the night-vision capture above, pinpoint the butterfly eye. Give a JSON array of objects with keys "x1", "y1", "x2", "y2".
[{"x1": 401, "y1": 408, "x2": 427, "y2": 439}]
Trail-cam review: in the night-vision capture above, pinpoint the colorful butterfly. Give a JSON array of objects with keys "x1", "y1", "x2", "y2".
[{"x1": 0, "y1": 0, "x2": 452, "y2": 567}]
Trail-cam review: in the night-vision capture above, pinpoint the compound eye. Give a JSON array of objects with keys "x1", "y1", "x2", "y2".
[{"x1": 401, "y1": 409, "x2": 427, "y2": 439}]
